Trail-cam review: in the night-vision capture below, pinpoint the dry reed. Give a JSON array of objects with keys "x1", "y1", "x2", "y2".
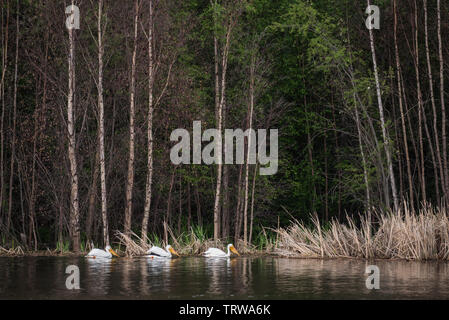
[
  {"x1": 274, "y1": 205, "x2": 449, "y2": 260},
  {"x1": 115, "y1": 225, "x2": 258, "y2": 257}
]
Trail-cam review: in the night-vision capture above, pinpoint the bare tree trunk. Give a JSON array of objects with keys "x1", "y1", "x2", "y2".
[
  {"x1": 29, "y1": 79, "x2": 40, "y2": 250},
  {"x1": 413, "y1": 0, "x2": 427, "y2": 202},
  {"x1": 212, "y1": 1, "x2": 222, "y2": 240},
  {"x1": 67, "y1": 4, "x2": 80, "y2": 252},
  {"x1": 6, "y1": 0, "x2": 18, "y2": 232},
  {"x1": 303, "y1": 60, "x2": 317, "y2": 209},
  {"x1": 97, "y1": 0, "x2": 109, "y2": 246},
  {"x1": 393, "y1": 0, "x2": 413, "y2": 209},
  {"x1": 166, "y1": 169, "x2": 176, "y2": 228},
  {"x1": 401, "y1": 71, "x2": 420, "y2": 203},
  {"x1": 0, "y1": 0, "x2": 9, "y2": 227},
  {"x1": 222, "y1": 85, "x2": 229, "y2": 239},
  {"x1": 177, "y1": 176, "x2": 182, "y2": 235},
  {"x1": 194, "y1": 182, "x2": 202, "y2": 226},
  {"x1": 124, "y1": 0, "x2": 139, "y2": 237},
  {"x1": 86, "y1": 144, "x2": 99, "y2": 242},
  {"x1": 324, "y1": 134, "x2": 329, "y2": 222},
  {"x1": 367, "y1": 0, "x2": 398, "y2": 212},
  {"x1": 142, "y1": 0, "x2": 154, "y2": 243},
  {"x1": 213, "y1": 47, "x2": 226, "y2": 239},
  {"x1": 234, "y1": 163, "x2": 244, "y2": 244},
  {"x1": 360, "y1": 93, "x2": 389, "y2": 206},
  {"x1": 243, "y1": 53, "x2": 255, "y2": 245},
  {"x1": 248, "y1": 163, "x2": 257, "y2": 244},
  {"x1": 423, "y1": 107, "x2": 440, "y2": 203},
  {"x1": 437, "y1": 0, "x2": 448, "y2": 204},
  {"x1": 354, "y1": 93, "x2": 370, "y2": 215},
  {"x1": 213, "y1": 1, "x2": 220, "y2": 135},
  {"x1": 424, "y1": 0, "x2": 444, "y2": 204},
  {"x1": 331, "y1": 103, "x2": 342, "y2": 220},
  {"x1": 222, "y1": 164, "x2": 230, "y2": 239},
  {"x1": 17, "y1": 164, "x2": 25, "y2": 243},
  {"x1": 187, "y1": 182, "x2": 191, "y2": 231},
  {"x1": 212, "y1": 1, "x2": 236, "y2": 240}
]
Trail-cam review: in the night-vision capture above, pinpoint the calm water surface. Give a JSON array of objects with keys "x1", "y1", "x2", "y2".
[{"x1": 0, "y1": 256, "x2": 448, "y2": 299}]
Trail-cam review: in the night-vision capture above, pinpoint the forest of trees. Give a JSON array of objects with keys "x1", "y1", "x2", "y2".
[{"x1": 0, "y1": 0, "x2": 448, "y2": 252}]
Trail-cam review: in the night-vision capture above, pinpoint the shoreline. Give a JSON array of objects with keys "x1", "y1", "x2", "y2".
[{"x1": 1, "y1": 250, "x2": 448, "y2": 262}]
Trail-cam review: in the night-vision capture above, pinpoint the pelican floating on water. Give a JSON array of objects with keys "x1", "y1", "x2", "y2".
[
  {"x1": 203, "y1": 244, "x2": 240, "y2": 258},
  {"x1": 146, "y1": 245, "x2": 180, "y2": 258},
  {"x1": 85, "y1": 245, "x2": 119, "y2": 259}
]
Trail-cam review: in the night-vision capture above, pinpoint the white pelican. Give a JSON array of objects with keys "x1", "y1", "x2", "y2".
[
  {"x1": 85, "y1": 245, "x2": 119, "y2": 259},
  {"x1": 146, "y1": 244, "x2": 179, "y2": 258},
  {"x1": 203, "y1": 244, "x2": 240, "y2": 258}
]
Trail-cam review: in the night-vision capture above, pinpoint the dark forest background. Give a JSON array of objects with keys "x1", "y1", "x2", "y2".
[{"x1": 0, "y1": 0, "x2": 448, "y2": 252}]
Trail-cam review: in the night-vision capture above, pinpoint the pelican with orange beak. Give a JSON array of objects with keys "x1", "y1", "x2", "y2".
[
  {"x1": 85, "y1": 245, "x2": 120, "y2": 259},
  {"x1": 204, "y1": 244, "x2": 240, "y2": 258},
  {"x1": 146, "y1": 245, "x2": 180, "y2": 258}
]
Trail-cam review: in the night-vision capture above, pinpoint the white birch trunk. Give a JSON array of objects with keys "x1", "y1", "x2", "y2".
[
  {"x1": 67, "y1": 2, "x2": 80, "y2": 251},
  {"x1": 98, "y1": 0, "x2": 109, "y2": 246},
  {"x1": 124, "y1": 0, "x2": 139, "y2": 237},
  {"x1": 142, "y1": 0, "x2": 154, "y2": 243},
  {"x1": 367, "y1": 0, "x2": 398, "y2": 212}
]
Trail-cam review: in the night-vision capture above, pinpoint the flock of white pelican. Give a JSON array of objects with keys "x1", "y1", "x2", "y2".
[{"x1": 85, "y1": 243, "x2": 239, "y2": 259}]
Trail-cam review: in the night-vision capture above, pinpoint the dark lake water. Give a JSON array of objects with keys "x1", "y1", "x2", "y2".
[{"x1": 0, "y1": 256, "x2": 448, "y2": 299}]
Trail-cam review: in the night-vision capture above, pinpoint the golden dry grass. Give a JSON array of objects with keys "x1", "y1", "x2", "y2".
[
  {"x1": 274, "y1": 205, "x2": 449, "y2": 260},
  {"x1": 0, "y1": 245, "x2": 25, "y2": 256},
  {"x1": 115, "y1": 225, "x2": 257, "y2": 257}
]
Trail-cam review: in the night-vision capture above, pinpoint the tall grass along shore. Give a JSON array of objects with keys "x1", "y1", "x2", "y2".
[
  {"x1": 275, "y1": 205, "x2": 449, "y2": 261},
  {"x1": 2, "y1": 205, "x2": 449, "y2": 261}
]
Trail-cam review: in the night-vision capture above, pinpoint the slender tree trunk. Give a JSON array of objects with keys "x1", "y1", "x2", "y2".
[
  {"x1": 222, "y1": 85, "x2": 230, "y2": 240},
  {"x1": 424, "y1": 0, "x2": 444, "y2": 204},
  {"x1": 234, "y1": 163, "x2": 244, "y2": 244},
  {"x1": 86, "y1": 144, "x2": 99, "y2": 242},
  {"x1": 177, "y1": 176, "x2": 182, "y2": 235},
  {"x1": 124, "y1": 0, "x2": 139, "y2": 237},
  {"x1": 67, "y1": 4, "x2": 80, "y2": 252},
  {"x1": 331, "y1": 103, "x2": 342, "y2": 220},
  {"x1": 187, "y1": 182, "x2": 191, "y2": 231},
  {"x1": 6, "y1": 0, "x2": 18, "y2": 232},
  {"x1": 194, "y1": 182, "x2": 202, "y2": 226},
  {"x1": 391, "y1": 77, "x2": 403, "y2": 201},
  {"x1": 359, "y1": 90, "x2": 389, "y2": 206},
  {"x1": 0, "y1": 0, "x2": 8, "y2": 227},
  {"x1": 166, "y1": 169, "x2": 176, "y2": 228},
  {"x1": 142, "y1": 0, "x2": 154, "y2": 243},
  {"x1": 401, "y1": 71, "x2": 420, "y2": 204},
  {"x1": 354, "y1": 93, "x2": 370, "y2": 215},
  {"x1": 423, "y1": 107, "x2": 440, "y2": 203},
  {"x1": 222, "y1": 165, "x2": 230, "y2": 239},
  {"x1": 97, "y1": 0, "x2": 109, "y2": 246},
  {"x1": 17, "y1": 164, "x2": 25, "y2": 242},
  {"x1": 213, "y1": 28, "x2": 231, "y2": 241},
  {"x1": 437, "y1": 0, "x2": 448, "y2": 204},
  {"x1": 393, "y1": 0, "x2": 413, "y2": 209},
  {"x1": 243, "y1": 53, "x2": 255, "y2": 245},
  {"x1": 324, "y1": 134, "x2": 329, "y2": 222},
  {"x1": 303, "y1": 59, "x2": 317, "y2": 210},
  {"x1": 212, "y1": 2, "x2": 222, "y2": 240},
  {"x1": 29, "y1": 78, "x2": 40, "y2": 250},
  {"x1": 248, "y1": 163, "x2": 257, "y2": 244},
  {"x1": 413, "y1": 0, "x2": 426, "y2": 202},
  {"x1": 367, "y1": 0, "x2": 398, "y2": 212}
]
